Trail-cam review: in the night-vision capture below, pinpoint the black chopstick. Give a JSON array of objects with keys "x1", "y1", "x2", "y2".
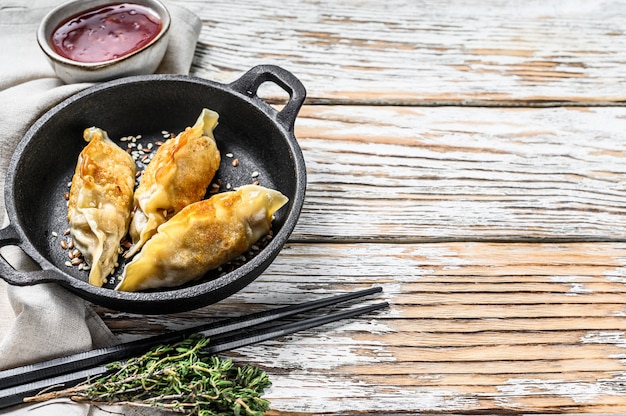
[
  {"x1": 0, "y1": 288, "x2": 387, "y2": 409},
  {"x1": 0, "y1": 366, "x2": 109, "y2": 410},
  {"x1": 205, "y1": 301, "x2": 389, "y2": 354},
  {"x1": 0, "y1": 286, "x2": 382, "y2": 391}
]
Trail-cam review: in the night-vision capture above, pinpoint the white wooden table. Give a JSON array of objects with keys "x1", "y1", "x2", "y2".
[{"x1": 100, "y1": 0, "x2": 626, "y2": 413}]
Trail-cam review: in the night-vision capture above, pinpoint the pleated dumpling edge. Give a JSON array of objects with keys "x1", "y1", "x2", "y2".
[
  {"x1": 68, "y1": 127, "x2": 136, "y2": 287},
  {"x1": 115, "y1": 185, "x2": 288, "y2": 292},
  {"x1": 125, "y1": 108, "x2": 221, "y2": 258}
]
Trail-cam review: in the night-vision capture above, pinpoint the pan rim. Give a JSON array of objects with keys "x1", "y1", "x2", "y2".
[{"x1": 3, "y1": 70, "x2": 307, "y2": 313}]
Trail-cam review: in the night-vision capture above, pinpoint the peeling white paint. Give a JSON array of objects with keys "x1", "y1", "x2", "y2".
[
  {"x1": 267, "y1": 378, "x2": 480, "y2": 413},
  {"x1": 496, "y1": 374, "x2": 626, "y2": 405},
  {"x1": 336, "y1": 319, "x2": 395, "y2": 334},
  {"x1": 411, "y1": 373, "x2": 443, "y2": 382},
  {"x1": 548, "y1": 275, "x2": 590, "y2": 283},
  {"x1": 580, "y1": 331, "x2": 626, "y2": 348},
  {"x1": 565, "y1": 283, "x2": 593, "y2": 295},
  {"x1": 605, "y1": 271, "x2": 626, "y2": 284},
  {"x1": 492, "y1": 332, "x2": 626, "y2": 406},
  {"x1": 232, "y1": 335, "x2": 395, "y2": 371}
]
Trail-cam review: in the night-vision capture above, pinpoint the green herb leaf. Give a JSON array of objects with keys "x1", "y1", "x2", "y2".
[{"x1": 26, "y1": 334, "x2": 271, "y2": 415}]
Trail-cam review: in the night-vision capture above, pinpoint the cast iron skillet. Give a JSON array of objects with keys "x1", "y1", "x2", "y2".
[{"x1": 0, "y1": 65, "x2": 306, "y2": 314}]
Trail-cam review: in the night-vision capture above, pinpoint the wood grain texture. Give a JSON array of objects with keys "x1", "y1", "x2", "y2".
[
  {"x1": 99, "y1": 242, "x2": 626, "y2": 413},
  {"x1": 175, "y1": 0, "x2": 626, "y2": 105},
  {"x1": 291, "y1": 105, "x2": 626, "y2": 242},
  {"x1": 101, "y1": 0, "x2": 626, "y2": 413}
]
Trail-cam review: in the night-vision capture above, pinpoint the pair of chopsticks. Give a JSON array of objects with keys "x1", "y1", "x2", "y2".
[{"x1": 0, "y1": 287, "x2": 387, "y2": 409}]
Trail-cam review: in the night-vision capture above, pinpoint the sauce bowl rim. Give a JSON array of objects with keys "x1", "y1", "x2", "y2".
[{"x1": 37, "y1": 0, "x2": 171, "y2": 69}]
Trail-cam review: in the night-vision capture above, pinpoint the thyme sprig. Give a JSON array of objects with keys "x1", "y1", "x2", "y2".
[{"x1": 25, "y1": 334, "x2": 271, "y2": 416}]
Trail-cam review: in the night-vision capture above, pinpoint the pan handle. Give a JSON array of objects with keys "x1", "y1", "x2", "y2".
[
  {"x1": 0, "y1": 223, "x2": 20, "y2": 245},
  {"x1": 229, "y1": 65, "x2": 307, "y2": 132},
  {"x1": 0, "y1": 224, "x2": 63, "y2": 286}
]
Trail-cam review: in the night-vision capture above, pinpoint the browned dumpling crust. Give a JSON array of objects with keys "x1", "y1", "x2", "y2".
[
  {"x1": 68, "y1": 127, "x2": 136, "y2": 287},
  {"x1": 126, "y1": 108, "x2": 220, "y2": 257},
  {"x1": 116, "y1": 185, "x2": 288, "y2": 292}
]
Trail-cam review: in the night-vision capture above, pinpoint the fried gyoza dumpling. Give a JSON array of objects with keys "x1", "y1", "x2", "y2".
[
  {"x1": 115, "y1": 185, "x2": 288, "y2": 292},
  {"x1": 68, "y1": 127, "x2": 136, "y2": 287},
  {"x1": 126, "y1": 108, "x2": 221, "y2": 257}
]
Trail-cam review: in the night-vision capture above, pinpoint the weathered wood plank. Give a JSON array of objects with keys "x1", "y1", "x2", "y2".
[
  {"x1": 262, "y1": 375, "x2": 626, "y2": 414},
  {"x1": 173, "y1": 0, "x2": 626, "y2": 105},
  {"x1": 96, "y1": 2, "x2": 626, "y2": 413},
  {"x1": 98, "y1": 241, "x2": 626, "y2": 414},
  {"x1": 288, "y1": 105, "x2": 626, "y2": 241}
]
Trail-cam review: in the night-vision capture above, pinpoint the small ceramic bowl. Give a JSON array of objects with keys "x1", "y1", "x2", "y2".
[{"x1": 37, "y1": 0, "x2": 171, "y2": 83}]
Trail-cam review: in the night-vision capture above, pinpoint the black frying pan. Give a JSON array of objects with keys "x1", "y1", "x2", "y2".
[{"x1": 0, "y1": 65, "x2": 306, "y2": 314}]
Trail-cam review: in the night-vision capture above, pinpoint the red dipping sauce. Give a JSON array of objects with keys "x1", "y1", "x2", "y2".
[{"x1": 51, "y1": 2, "x2": 162, "y2": 63}]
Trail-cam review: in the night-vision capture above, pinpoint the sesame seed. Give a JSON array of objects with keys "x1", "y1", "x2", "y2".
[
  {"x1": 226, "y1": 153, "x2": 234, "y2": 158},
  {"x1": 251, "y1": 171, "x2": 259, "y2": 178},
  {"x1": 64, "y1": 261, "x2": 72, "y2": 267},
  {"x1": 232, "y1": 158, "x2": 239, "y2": 167},
  {"x1": 52, "y1": 231, "x2": 58, "y2": 237}
]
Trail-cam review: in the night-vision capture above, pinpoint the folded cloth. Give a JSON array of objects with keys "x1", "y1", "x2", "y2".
[{"x1": 0, "y1": 0, "x2": 201, "y2": 414}]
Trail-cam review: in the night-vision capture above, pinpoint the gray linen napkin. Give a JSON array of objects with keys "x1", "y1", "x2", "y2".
[{"x1": 0, "y1": 0, "x2": 201, "y2": 413}]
